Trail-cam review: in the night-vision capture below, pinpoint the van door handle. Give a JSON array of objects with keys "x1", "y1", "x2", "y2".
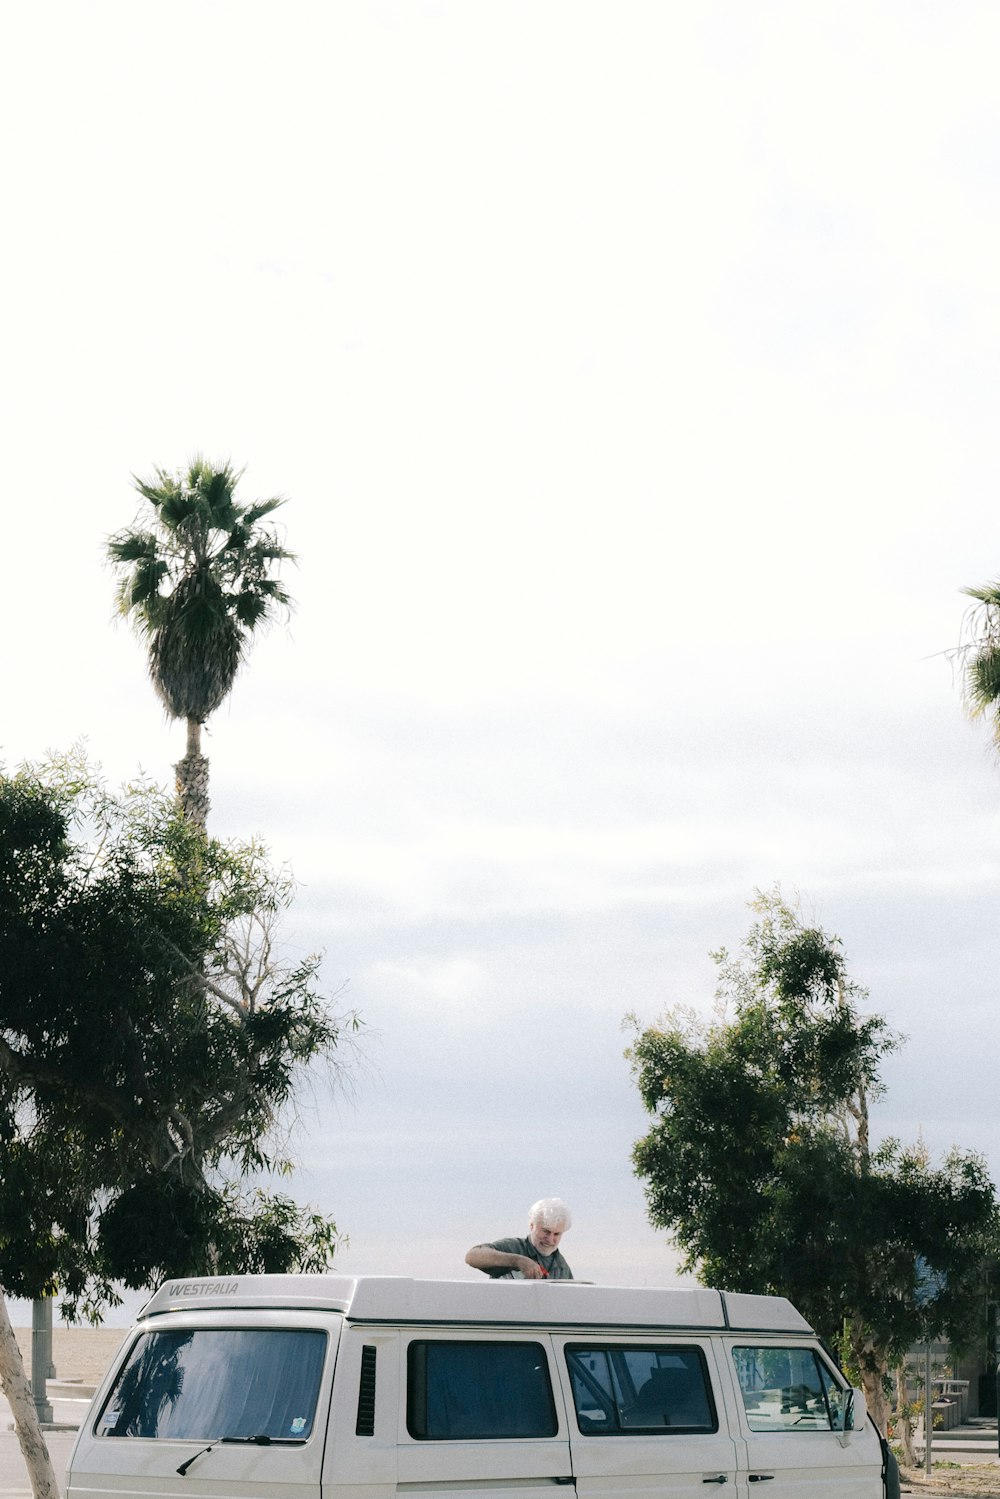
[
  {"x1": 702, "y1": 1477, "x2": 728, "y2": 1484},
  {"x1": 554, "y1": 1478, "x2": 575, "y2": 1485},
  {"x1": 748, "y1": 1476, "x2": 775, "y2": 1483}
]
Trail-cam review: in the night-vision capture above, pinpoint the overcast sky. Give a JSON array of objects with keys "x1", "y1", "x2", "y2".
[{"x1": 6, "y1": 1, "x2": 1000, "y2": 1322}]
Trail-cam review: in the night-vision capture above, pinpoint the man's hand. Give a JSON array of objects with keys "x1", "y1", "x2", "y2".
[{"x1": 465, "y1": 1244, "x2": 549, "y2": 1277}]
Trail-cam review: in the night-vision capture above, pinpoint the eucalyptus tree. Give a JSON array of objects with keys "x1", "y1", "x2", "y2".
[
  {"x1": 108, "y1": 458, "x2": 294, "y2": 828},
  {"x1": 628, "y1": 890, "x2": 1000, "y2": 1435},
  {"x1": 0, "y1": 753, "x2": 353, "y2": 1296},
  {"x1": 0, "y1": 753, "x2": 355, "y2": 1497}
]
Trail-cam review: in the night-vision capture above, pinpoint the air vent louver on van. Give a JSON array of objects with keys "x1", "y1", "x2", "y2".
[{"x1": 356, "y1": 1345, "x2": 377, "y2": 1435}]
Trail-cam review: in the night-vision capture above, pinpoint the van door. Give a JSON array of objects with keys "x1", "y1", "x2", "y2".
[
  {"x1": 722, "y1": 1340, "x2": 883, "y2": 1499},
  {"x1": 395, "y1": 1331, "x2": 574, "y2": 1499},
  {"x1": 551, "y1": 1337, "x2": 739, "y2": 1499}
]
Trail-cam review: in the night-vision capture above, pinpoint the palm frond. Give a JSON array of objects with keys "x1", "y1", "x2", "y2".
[
  {"x1": 129, "y1": 557, "x2": 169, "y2": 606},
  {"x1": 235, "y1": 592, "x2": 268, "y2": 628},
  {"x1": 253, "y1": 577, "x2": 290, "y2": 603},
  {"x1": 159, "y1": 492, "x2": 202, "y2": 530},
  {"x1": 113, "y1": 577, "x2": 138, "y2": 620},
  {"x1": 199, "y1": 463, "x2": 241, "y2": 530},
  {"x1": 242, "y1": 498, "x2": 286, "y2": 525},
  {"x1": 131, "y1": 468, "x2": 179, "y2": 507},
  {"x1": 108, "y1": 530, "x2": 159, "y2": 563},
  {"x1": 966, "y1": 648, "x2": 1000, "y2": 716},
  {"x1": 252, "y1": 541, "x2": 296, "y2": 565},
  {"x1": 961, "y1": 582, "x2": 1000, "y2": 606},
  {"x1": 223, "y1": 523, "x2": 249, "y2": 552}
]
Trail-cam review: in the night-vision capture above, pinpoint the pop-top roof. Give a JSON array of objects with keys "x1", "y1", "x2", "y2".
[{"x1": 139, "y1": 1275, "x2": 813, "y2": 1334}]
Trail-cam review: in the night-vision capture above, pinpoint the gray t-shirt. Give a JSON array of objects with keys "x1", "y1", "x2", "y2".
[{"x1": 478, "y1": 1236, "x2": 573, "y2": 1279}]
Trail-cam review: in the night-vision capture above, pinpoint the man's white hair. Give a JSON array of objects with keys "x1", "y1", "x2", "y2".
[{"x1": 529, "y1": 1196, "x2": 572, "y2": 1230}]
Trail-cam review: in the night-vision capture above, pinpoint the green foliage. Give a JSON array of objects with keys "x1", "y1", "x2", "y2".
[
  {"x1": 108, "y1": 457, "x2": 294, "y2": 725},
  {"x1": 628, "y1": 890, "x2": 1000, "y2": 1384},
  {"x1": 0, "y1": 752, "x2": 358, "y2": 1318},
  {"x1": 97, "y1": 1180, "x2": 341, "y2": 1287}
]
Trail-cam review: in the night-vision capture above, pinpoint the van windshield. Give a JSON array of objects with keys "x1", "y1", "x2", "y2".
[{"x1": 96, "y1": 1328, "x2": 327, "y2": 1441}]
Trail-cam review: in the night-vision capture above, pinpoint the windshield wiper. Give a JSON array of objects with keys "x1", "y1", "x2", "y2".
[
  {"x1": 177, "y1": 1435, "x2": 299, "y2": 1474},
  {"x1": 177, "y1": 1443, "x2": 220, "y2": 1475},
  {"x1": 223, "y1": 1435, "x2": 306, "y2": 1446}
]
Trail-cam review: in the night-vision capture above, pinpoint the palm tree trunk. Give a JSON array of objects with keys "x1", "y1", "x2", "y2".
[
  {"x1": 175, "y1": 717, "x2": 210, "y2": 830},
  {"x1": 0, "y1": 1295, "x2": 60, "y2": 1499}
]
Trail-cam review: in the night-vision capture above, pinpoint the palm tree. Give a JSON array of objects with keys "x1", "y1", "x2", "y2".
[
  {"x1": 960, "y1": 579, "x2": 1000, "y2": 748},
  {"x1": 109, "y1": 458, "x2": 295, "y2": 829}
]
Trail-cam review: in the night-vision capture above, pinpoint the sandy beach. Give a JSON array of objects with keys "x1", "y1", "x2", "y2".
[{"x1": 13, "y1": 1327, "x2": 127, "y2": 1390}]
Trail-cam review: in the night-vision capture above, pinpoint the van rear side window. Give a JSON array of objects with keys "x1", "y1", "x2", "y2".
[
  {"x1": 96, "y1": 1328, "x2": 326, "y2": 1441},
  {"x1": 407, "y1": 1341, "x2": 558, "y2": 1440}
]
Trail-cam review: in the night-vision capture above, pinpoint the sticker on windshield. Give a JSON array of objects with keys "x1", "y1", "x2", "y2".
[
  {"x1": 290, "y1": 1417, "x2": 306, "y2": 1435},
  {"x1": 101, "y1": 1410, "x2": 120, "y2": 1429}
]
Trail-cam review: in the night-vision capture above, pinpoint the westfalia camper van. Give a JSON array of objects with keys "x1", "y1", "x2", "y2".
[{"x1": 66, "y1": 1275, "x2": 898, "y2": 1499}]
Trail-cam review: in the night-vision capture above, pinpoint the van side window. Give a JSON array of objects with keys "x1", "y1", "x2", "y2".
[
  {"x1": 732, "y1": 1346, "x2": 845, "y2": 1431},
  {"x1": 565, "y1": 1346, "x2": 717, "y2": 1435},
  {"x1": 407, "y1": 1341, "x2": 558, "y2": 1440},
  {"x1": 95, "y1": 1328, "x2": 326, "y2": 1441}
]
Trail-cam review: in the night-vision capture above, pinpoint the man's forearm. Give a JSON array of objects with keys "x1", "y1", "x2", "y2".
[{"x1": 465, "y1": 1246, "x2": 543, "y2": 1277}]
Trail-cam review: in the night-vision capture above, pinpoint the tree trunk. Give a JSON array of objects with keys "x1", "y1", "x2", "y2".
[
  {"x1": 175, "y1": 717, "x2": 210, "y2": 830},
  {"x1": 895, "y1": 1364, "x2": 917, "y2": 1468},
  {"x1": 860, "y1": 1361, "x2": 889, "y2": 1437},
  {"x1": 847, "y1": 1314, "x2": 889, "y2": 1435},
  {"x1": 0, "y1": 1294, "x2": 60, "y2": 1499}
]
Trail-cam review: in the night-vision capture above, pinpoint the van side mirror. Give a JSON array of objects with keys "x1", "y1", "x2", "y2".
[{"x1": 838, "y1": 1387, "x2": 866, "y2": 1447}]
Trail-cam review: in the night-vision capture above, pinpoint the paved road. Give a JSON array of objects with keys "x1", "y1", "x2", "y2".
[
  {"x1": 0, "y1": 1394, "x2": 88, "y2": 1497},
  {"x1": 0, "y1": 1430, "x2": 77, "y2": 1497}
]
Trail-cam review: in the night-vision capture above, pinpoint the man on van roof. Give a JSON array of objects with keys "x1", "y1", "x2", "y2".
[{"x1": 465, "y1": 1197, "x2": 573, "y2": 1280}]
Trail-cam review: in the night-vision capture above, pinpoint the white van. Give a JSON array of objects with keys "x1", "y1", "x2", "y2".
[{"x1": 66, "y1": 1276, "x2": 898, "y2": 1499}]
